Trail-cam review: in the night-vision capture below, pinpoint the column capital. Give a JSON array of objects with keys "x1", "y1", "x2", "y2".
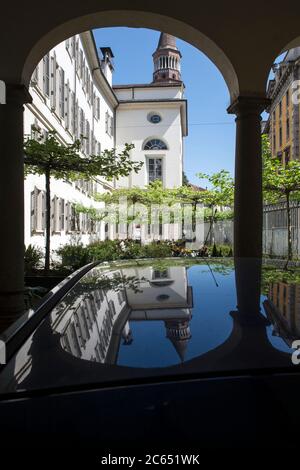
[
  {"x1": 5, "y1": 84, "x2": 32, "y2": 105},
  {"x1": 227, "y1": 95, "x2": 271, "y2": 116}
]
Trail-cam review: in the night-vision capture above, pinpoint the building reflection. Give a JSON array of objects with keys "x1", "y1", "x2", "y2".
[
  {"x1": 58, "y1": 265, "x2": 193, "y2": 365},
  {"x1": 264, "y1": 282, "x2": 300, "y2": 346}
]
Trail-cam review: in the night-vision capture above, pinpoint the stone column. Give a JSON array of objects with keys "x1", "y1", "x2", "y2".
[
  {"x1": 228, "y1": 96, "x2": 270, "y2": 259},
  {"x1": 0, "y1": 84, "x2": 32, "y2": 332}
]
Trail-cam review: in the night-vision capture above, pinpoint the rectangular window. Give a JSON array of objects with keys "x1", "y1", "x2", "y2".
[
  {"x1": 279, "y1": 101, "x2": 282, "y2": 117},
  {"x1": 273, "y1": 132, "x2": 276, "y2": 151},
  {"x1": 286, "y1": 118, "x2": 290, "y2": 140},
  {"x1": 43, "y1": 53, "x2": 50, "y2": 96},
  {"x1": 59, "y1": 68, "x2": 65, "y2": 118},
  {"x1": 286, "y1": 89, "x2": 290, "y2": 108},
  {"x1": 148, "y1": 158, "x2": 162, "y2": 183}
]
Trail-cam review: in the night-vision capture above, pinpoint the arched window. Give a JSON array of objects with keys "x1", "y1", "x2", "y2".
[{"x1": 144, "y1": 139, "x2": 168, "y2": 150}]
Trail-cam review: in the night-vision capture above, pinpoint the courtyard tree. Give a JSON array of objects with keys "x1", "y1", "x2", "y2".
[
  {"x1": 262, "y1": 134, "x2": 300, "y2": 267},
  {"x1": 96, "y1": 180, "x2": 179, "y2": 237},
  {"x1": 24, "y1": 129, "x2": 142, "y2": 272},
  {"x1": 195, "y1": 170, "x2": 234, "y2": 246}
]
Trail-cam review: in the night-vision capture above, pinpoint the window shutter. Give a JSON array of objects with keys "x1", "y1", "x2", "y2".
[
  {"x1": 65, "y1": 81, "x2": 70, "y2": 129},
  {"x1": 85, "y1": 120, "x2": 90, "y2": 155},
  {"x1": 75, "y1": 39, "x2": 79, "y2": 71},
  {"x1": 59, "y1": 68, "x2": 65, "y2": 118},
  {"x1": 110, "y1": 115, "x2": 114, "y2": 137},
  {"x1": 50, "y1": 52, "x2": 57, "y2": 110},
  {"x1": 105, "y1": 111, "x2": 108, "y2": 133},
  {"x1": 74, "y1": 99, "x2": 79, "y2": 139},
  {"x1": 65, "y1": 202, "x2": 70, "y2": 232},
  {"x1": 37, "y1": 189, "x2": 43, "y2": 231},
  {"x1": 43, "y1": 53, "x2": 50, "y2": 96},
  {"x1": 60, "y1": 198, "x2": 65, "y2": 231},
  {"x1": 71, "y1": 36, "x2": 75, "y2": 58},
  {"x1": 30, "y1": 188, "x2": 38, "y2": 233},
  {"x1": 98, "y1": 98, "x2": 100, "y2": 120},
  {"x1": 41, "y1": 191, "x2": 46, "y2": 231}
]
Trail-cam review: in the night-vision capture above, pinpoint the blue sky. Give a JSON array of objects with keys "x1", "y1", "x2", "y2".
[{"x1": 93, "y1": 27, "x2": 237, "y2": 187}]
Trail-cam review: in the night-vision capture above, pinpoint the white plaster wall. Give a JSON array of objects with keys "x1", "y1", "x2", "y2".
[
  {"x1": 122, "y1": 266, "x2": 188, "y2": 308},
  {"x1": 24, "y1": 34, "x2": 116, "y2": 253},
  {"x1": 115, "y1": 103, "x2": 183, "y2": 188}
]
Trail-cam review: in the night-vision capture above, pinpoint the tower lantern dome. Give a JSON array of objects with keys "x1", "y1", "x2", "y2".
[{"x1": 152, "y1": 32, "x2": 182, "y2": 84}]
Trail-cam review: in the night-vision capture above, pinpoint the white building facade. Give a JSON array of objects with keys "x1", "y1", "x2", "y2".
[{"x1": 24, "y1": 31, "x2": 187, "y2": 253}]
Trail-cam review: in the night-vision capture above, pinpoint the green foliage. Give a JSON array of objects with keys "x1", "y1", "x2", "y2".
[
  {"x1": 24, "y1": 244, "x2": 44, "y2": 275},
  {"x1": 204, "y1": 208, "x2": 234, "y2": 221},
  {"x1": 141, "y1": 241, "x2": 173, "y2": 258},
  {"x1": 86, "y1": 240, "x2": 123, "y2": 263},
  {"x1": 262, "y1": 134, "x2": 300, "y2": 202},
  {"x1": 56, "y1": 243, "x2": 90, "y2": 270},
  {"x1": 262, "y1": 133, "x2": 300, "y2": 263},
  {"x1": 182, "y1": 171, "x2": 190, "y2": 186},
  {"x1": 261, "y1": 265, "x2": 300, "y2": 295},
  {"x1": 24, "y1": 129, "x2": 142, "y2": 272},
  {"x1": 56, "y1": 239, "x2": 175, "y2": 270},
  {"x1": 24, "y1": 129, "x2": 142, "y2": 181},
  {"x1": 74, "y1": 204, "x2": 106, "y2": 222},
  {"x1": 196, "y1": 170, "x2": 234, "y2": 209},
  {"x1": 207, "y1": 244, "x2": 233, "y2": 257}
]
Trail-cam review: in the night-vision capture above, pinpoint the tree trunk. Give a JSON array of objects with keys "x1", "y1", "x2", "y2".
[
  {"x1": 192, "y1": 201, "x2": 196, "y2": 241},
  {"x1": 204, "y1": 206, "x2": 216, "y2": 246},
  {"x1": 285, "y1": 191, "x2": 292, "y2": 269},
  {"x1": 211, "y1": 206, "x2": 215, "y2": 245},
  {"x1": 45, "y1": 168, "x2": 51, "y2": 274}
]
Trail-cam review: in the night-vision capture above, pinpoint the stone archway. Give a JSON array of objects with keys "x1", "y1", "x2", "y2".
[{"x1": 3, "y1": 1, "x2": 300, "y2": 331}]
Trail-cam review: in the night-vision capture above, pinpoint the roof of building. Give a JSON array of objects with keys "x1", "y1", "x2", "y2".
[
  {"x1": 157, "y1": 32, "x2": 178, "y2": 50},
  {"x1": 188, "y1": 183, "x2": 206, "y2": 192},
  {"x1": 113, "y1": 82, "x2": 183, "y2": 89}
]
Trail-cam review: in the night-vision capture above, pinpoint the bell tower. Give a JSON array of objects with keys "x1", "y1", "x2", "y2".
[{"x1": 152, "y1": 32, "x2": 182, "y2": 84}]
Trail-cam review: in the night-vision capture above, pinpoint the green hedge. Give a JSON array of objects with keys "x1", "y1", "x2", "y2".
[
  {"x1": 56, "y1": 240, "x2": 233, "y2": 271},
  {"x1": 57, "y1": 240, "x2": 173, "y2": 270}
]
